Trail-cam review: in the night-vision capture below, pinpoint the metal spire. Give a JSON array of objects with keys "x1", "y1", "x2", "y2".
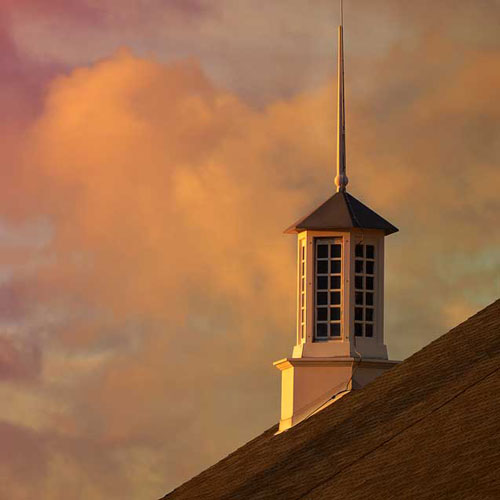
[{"x1": 335, "y1": 0, "x2": 348, "y2": 192}]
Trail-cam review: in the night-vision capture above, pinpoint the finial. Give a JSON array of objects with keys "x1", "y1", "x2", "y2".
[{"x1": 335, "y1": 0, "x2": 349, "y2": 193}]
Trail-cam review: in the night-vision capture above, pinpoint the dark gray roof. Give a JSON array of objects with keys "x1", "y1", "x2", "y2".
[
  {"x1": 285, "y1": 191, "x2": 398, "y2": 235},
  {"x1": 161, "y1": 298, "x2": 500, "y2": 500}
]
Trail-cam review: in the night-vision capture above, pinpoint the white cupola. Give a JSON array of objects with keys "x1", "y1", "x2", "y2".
[{"x1": 274, "y1": 2, "x2": 399, "y2": 432}]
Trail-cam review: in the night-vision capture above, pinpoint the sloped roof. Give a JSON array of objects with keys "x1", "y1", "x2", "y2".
[
  {"x1": 285, "y1": 191, "x2": 398, "y2": 235},
  {"x1": 161, "y1": 299, "x2": 500, "y2": 500}
]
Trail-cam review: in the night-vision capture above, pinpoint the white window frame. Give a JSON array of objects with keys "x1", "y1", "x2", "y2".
[
  {"x1": 296, "y1": 239, "x2": 307, "y2": 344},
  {"x1": 314, "y1": 237, "x2": 343, "y2": 341},
  {"x1": 353, "y1": 240, "x2": 377, "y2": 339}
]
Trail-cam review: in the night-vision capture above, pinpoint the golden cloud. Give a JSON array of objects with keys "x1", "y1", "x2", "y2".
[{"x1": 0, "y1": 33, "x2": 499, "y2": 497}]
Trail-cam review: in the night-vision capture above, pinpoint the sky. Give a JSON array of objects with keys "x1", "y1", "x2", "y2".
[{"x1": 1, "y1": 0, "x2": 499, "y2": 498}]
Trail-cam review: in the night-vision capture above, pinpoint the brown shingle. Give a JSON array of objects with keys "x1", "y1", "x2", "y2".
[{"x1": 161, "y1": 299, "x2": 500, "y2": 500}]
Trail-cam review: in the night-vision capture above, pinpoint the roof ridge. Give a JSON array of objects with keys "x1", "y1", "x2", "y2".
[{"x1": 343, "y1": 191, "x2": 362, "y2": 228}]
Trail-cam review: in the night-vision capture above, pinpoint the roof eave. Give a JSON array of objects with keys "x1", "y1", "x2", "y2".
[{"x1": 285, "y1": 224, "x2": 399, "y2": 236}]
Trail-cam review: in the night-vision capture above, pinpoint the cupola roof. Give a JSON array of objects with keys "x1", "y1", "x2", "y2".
[{"x1": 285, "y1": 191, "x2": 398, "y2": 235}]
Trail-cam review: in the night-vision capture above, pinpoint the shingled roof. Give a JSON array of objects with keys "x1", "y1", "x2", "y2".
[
  {"x1": 161, "y1": 298, "x2": 500, "y2": 500},
  {"x1": 285, "y1": 191, "x2": 398, "y2": 235}
]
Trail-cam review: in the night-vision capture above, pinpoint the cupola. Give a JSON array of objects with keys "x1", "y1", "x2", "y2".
[{"x1": 274, "y1": 1, "x2": 399, "y2": 432}]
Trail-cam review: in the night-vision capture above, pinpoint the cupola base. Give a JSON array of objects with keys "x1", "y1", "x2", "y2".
[{"x1": 274, "y1": 357, "x2": 399, "y2": 432}]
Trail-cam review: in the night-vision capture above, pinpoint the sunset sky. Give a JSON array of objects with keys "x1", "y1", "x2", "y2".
[{"x1": 1, "y1": 1, "x2": 500, "y2": 498}]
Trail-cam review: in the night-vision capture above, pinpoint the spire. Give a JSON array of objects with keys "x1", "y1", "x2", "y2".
[{"x1": 335, "y1": 0, "x2": 348, "y2": 192}]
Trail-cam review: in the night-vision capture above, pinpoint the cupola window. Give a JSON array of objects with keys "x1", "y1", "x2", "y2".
[
  {"x1": 299, "y1": 240, "x2": 306, "y2": 341},
  {"x1": 354, "y1": 243, "x2": 376, "y2": 338},
  {"x1": 315, "y1": 238, "x2": 342, "y2": 340}
]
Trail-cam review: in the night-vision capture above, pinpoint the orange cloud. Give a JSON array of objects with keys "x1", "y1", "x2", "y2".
[{"x1": 0, "y1": 26, "x2": 499, "y2": 498}]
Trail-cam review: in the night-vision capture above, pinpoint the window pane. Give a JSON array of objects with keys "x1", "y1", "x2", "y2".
[
  {"x1": 317, "y1": 307, "x2": 328, "y2": 321},
  {"x1": 366, "y1": 292, "x2": 374, "y2": 306},
  {"x1": 355, "y1": 244, "x2": 364, "y2": 258},
  {"x1": 355, "y1": 260, "x2": 364, "y2": 274},
  {"x1": 317, "y1": 260, "x2": 328, "y2": 274},
  {"x1": 330, "y1": 323, "x2": 341, "y2": 337},
  {"x1": 366, "y1": 277, "x2": 374, "y2": 290},
  {"x1": 301, "y1": 246, "x2": 305, "y2": 259},
  {"x1": 301, "y1": 262, "x2": 305, "y2": 275},
  {"x1": 300, "y1": 294, "x2": 304, "y2": 307},
  {"x1": 317, "y1": 292, "x2": 328, "y2": 305},
  {"x1": 366, "y1": 308, "x2": 374, "y2": 322},
  {"x1": 355, "y1": 276, "x2": 363, "y2": 290},
  {"x1": 330, "y1": 307, "x2": 341, "y2": 320},
  {"x1": 317, "y1": 276, "x2": 328, "y2": 290},
  {"x1": 366, "y1": 245, "x2": 375, "y2": 259},
  {"x1": 331, "y1": 260, "x2": 341, "y2": 274},
  {"x1": 330, "y1": 275, "x2": 341, "y2": 290},
  {"x1": 317, "y1": 245, "x2": 329, "y2": 258},
  {"x1": 355, "y1": 307, "x2": 363, "y2": 321},
  {"x1": 316, "y1": 323, "x2": 328, "y2": 338},
  {"x1": 331, "y1": 244, "x2": 342, "y2": 258},
  {"x1": 355, "y1": 292, "x2": 364, "y2": 305},
  {"x1": 366, "y1": 261, "x2": 374, "y2": 275},
  {"x1": 365, "y1": 324, "x2": 374, "y2": 337},
  {"x1": 355, "y1": 322, "x2": 363, "y2": 337},
  {"x1": 330, "y1": 291, "x2": 341, "y2": 305},
  {"x1": 301, "y1": 278, "x2": 305, "y2": 292}
]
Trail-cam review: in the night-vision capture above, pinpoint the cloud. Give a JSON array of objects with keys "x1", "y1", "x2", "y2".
[
  {"x1": 0, "y1": 335, "x2": 40, "y2": 381},
  {"x1": 6, "y1": 0, "x2": 500, "y2": 109},
  {"x1": 0, "y1": 422, "x2": 47, "y2": 498},
  {"x1": 0, "y1": 2, "x2": 500, "y2": 497}
]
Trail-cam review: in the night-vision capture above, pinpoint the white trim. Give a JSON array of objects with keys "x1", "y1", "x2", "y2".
[
  {"x1": 313, "y1": 237, "x2": 343, "y2": 341},
  {"x1": 296, "y1": 237, "x2": 307, "y2": 345},
  {"x1": 352, "y1": 234, "x2": 384, "y2": 342}
]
